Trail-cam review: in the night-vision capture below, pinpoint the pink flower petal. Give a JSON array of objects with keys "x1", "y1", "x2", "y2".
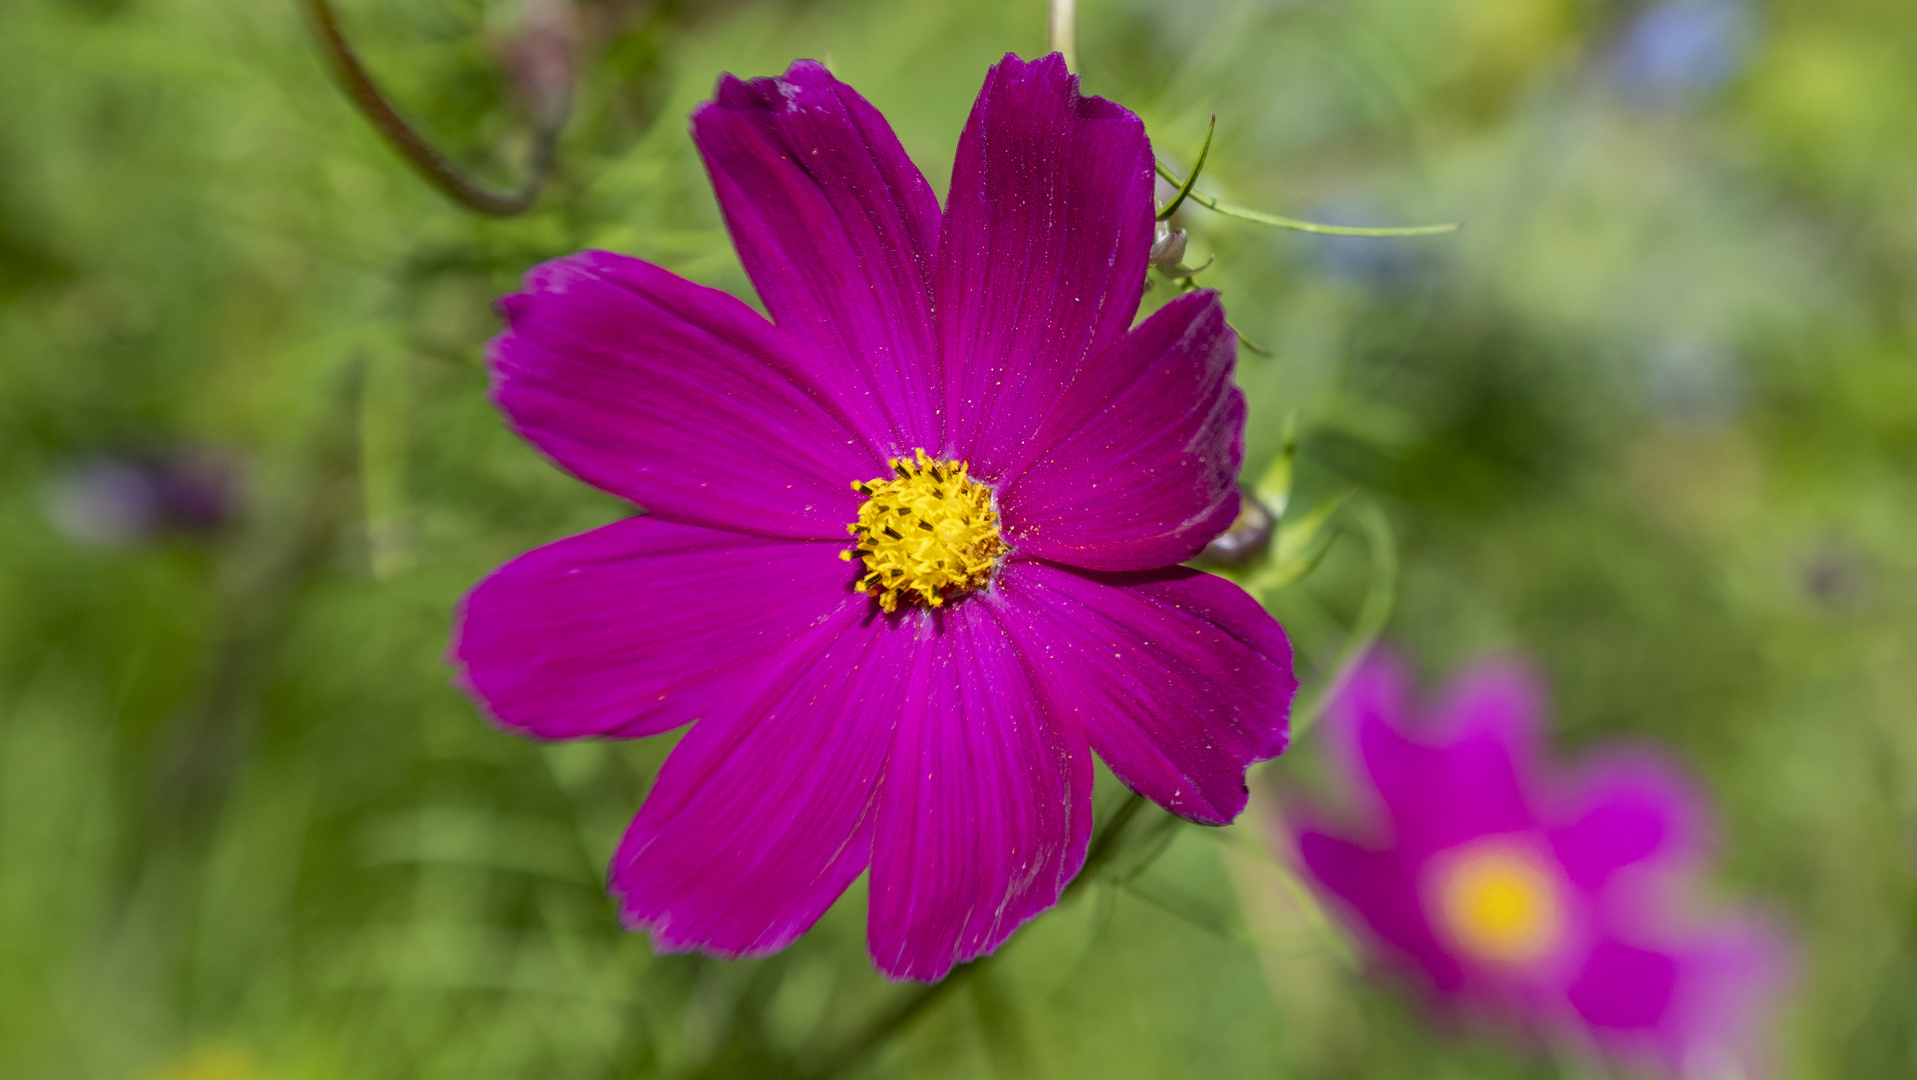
[
  {"x1": 489, "y1": 251, "x2": 880, "y2": 539},
  {"x1": 1550, "y1": 751, "x2": 1709, "y2": 892},
  {"x1": 694, "y1": 60, "x2": 944, "y2": 454},
  {"x1": 1657, "y1": 921, "x2": 1792, "y2": 1079},
  {"x1": 452, "y1": 516, "x2": 854, "y2": 740},
  {"x1": 612, "y1": 603, "x2": 918, "y2": 957},
  {"x1": 1329, "y1": 654, "x2": 1541, "y2": 851},
  {"x1": 867, "y1": 599, "x2": 1094, "y2": 982},
  {"x1": 1566, "y1": 938, "x2": 1681, "y2": 1030},
  {"x1": 998, "y1": 291, "x2": 1245, "y2": 570},
  {"x1": 936, "y1": 53, "x2": 1156, "y2": 480},
  {"x1": 1295, "y1": 830, "x2": 1468, "y2": 992},
  {"x1": 992, "y1": 559, "x2": 1293, "y2": 824}
]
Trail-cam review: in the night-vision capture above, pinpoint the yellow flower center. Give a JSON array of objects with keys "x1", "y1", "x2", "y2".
[
  {"x1": 1434, "y1": 846, "x2": 1562, "y2": 964},
  {"x1": 841, "y1": 449, "x2": 1006, "y2": 614}
]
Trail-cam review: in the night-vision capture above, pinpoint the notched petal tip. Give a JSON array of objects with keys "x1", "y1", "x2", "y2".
[
  {"x1": 693, "y1": 53, "x2": 943, "y2": 456},
  {"x1": 987, "y1": 50, "x2": 1138, "y2": 124},
  {"x1": 707, "y1": 59, "x2": 833, "y2": 114}
]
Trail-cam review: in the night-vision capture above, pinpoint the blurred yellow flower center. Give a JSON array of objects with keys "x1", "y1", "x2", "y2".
[
  {"x1": 1435, "y1": 847, "x2": 1561, "y2": 964},
  {"x1": 842, "y1": 449, "x2": 1005, "y2": 614}
]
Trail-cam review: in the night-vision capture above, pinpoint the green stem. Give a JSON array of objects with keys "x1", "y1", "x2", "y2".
[
  {"x1": 795, "y1": 965, "x2": 976, "y2": 1080},
  {"x1": 1067, "y1": 790, "x2": 1148, "y2": 900},
  {"x1": 1049, "y1": 0, "x2": 1076, "y2": 72},
  {"x1": 800, "y1": 792, "x2": 1151, "y2": 1079},
  {"x1": 1153, "y1": 161, "x2": 1460, "y2": 236},
  {"x1": 1288, "y1": 500, "x2": 1397, "y2": 739},
  {"x1": 296, "y1": 0, "x2": 564, "y2": 217}
]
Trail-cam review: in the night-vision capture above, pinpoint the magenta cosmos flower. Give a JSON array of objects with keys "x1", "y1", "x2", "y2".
[
  {"x1": 1287, "y1": 653, "x2": 1787, "y2": 1077},
  {"x1": 451, "y1": 54, "x2": 1297, "y2": 982}
]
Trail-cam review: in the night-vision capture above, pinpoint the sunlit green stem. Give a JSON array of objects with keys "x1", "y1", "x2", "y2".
[
  {"x1": 1287, "y1": 500, "x2": 1398, "y2": 739},
  {"x1": 1153, "y1": 161, "x2": 1461, "y2": 236},
  {"x1": 1049, "y1": 0, "x2": 1076, "y2": 72}
]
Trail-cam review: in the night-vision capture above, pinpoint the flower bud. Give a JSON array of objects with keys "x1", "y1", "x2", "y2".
[
  {"x1": 1149, "y1": 222, "x2": 1188, "y2": 272},
  {"x1": 1202, "y1": 486, "x2": 1273, "y2": 566}
]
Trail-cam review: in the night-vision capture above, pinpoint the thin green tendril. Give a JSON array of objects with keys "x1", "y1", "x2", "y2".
[{"x1": 1153, "y1": 160, "x2": 1461, "y2": 237}]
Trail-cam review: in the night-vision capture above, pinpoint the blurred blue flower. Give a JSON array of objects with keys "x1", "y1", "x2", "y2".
[
  {"x1": 1642, "y1": 337, "x2": 1747, "y2": 430},
  {"x1": 1608, "y1": 0, "x2": 1757, "y2": 107},
  {"x1": 1306, "y1": 202, "x2": 1425, "y2": 289}
]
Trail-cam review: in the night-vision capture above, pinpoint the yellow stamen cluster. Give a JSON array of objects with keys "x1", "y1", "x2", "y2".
[
  {"x1": 1435, "y1": 847, "x2": 1562, "y2": 964},
  {"x1": 841, "y1": 449, "x2": 1006, "y2": 613}
]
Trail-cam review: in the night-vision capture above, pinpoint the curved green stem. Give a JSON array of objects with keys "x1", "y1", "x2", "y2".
[
  {"x1": 1289, "y1": 499, "x2": 1397, "y2": 739},
  {"x1": 794, "y1": 965, "x2": 975, "y2": 1080},
  {"x1": 1066, "y1": 791, "x2": 1149, "y2": 899},
  {"x1": 296, "y1": 0, "x2": 564, "y2": 217},
  {"x1": 799, "y1": 792, "x2": 1151, "y2": 1079},
  {"x1": 1153, "y1": 161, "x2": 1460, "y2": 236},
  {"x1": 1158, "y1": 115, "x2": 1215, "y2": 221}
]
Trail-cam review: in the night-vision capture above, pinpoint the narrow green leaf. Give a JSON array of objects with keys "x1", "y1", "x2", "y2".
[
  {"x1": 1157, "y1": 114, "x2": 1214, "y2": 221},
  {"x1": 1274, "y1": 490, "x2": 1350, "y2": 565},
  {"x1": 1253, "y1": 414, "x2": 1300, "y2": 520}
]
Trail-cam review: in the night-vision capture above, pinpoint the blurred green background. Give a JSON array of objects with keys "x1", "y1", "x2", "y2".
[{"x1": 3, "y1": 0, "x2": 1915, "y2": 1076}]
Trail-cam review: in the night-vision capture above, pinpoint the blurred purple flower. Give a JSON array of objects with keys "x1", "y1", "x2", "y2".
[
  {"x1": 1609, "y1": 0, "x2": 1757, "y2": 107},
  {"x1": 1287, "y1": 652, "x2": 1788, "y2": 1078},
  {"x1": 452, "y1": 54, "x2": 1296, "y2": 982},
  {"x1": 45, "y1": 449, "x2": 242, "y2": 547}
]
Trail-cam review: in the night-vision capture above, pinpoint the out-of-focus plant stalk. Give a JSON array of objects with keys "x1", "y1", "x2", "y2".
[
  {"x1": 113, "y1": 356, "x2": 364, "y2": 974},
  {"x1": 1049, "y1": 0, "x2": 1076, "y2": 72},
  {"x1": 296, "y1": 0, "x2": 571, "y2": 217},
  {"x1": 796, "y1": 792, "x2": 1150, "y2": 1080},
  {"x1": 148, "y1": 359, "x2": 365, "y2": 837},
  {"x1": 1284, "y1": 500, "x2": 1398, "y2": 739}
]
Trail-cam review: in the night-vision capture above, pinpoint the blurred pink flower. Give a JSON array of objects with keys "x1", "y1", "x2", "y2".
[{"x1": 1286, "y1": 652, "x2": 1788, "y2": 1078}]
